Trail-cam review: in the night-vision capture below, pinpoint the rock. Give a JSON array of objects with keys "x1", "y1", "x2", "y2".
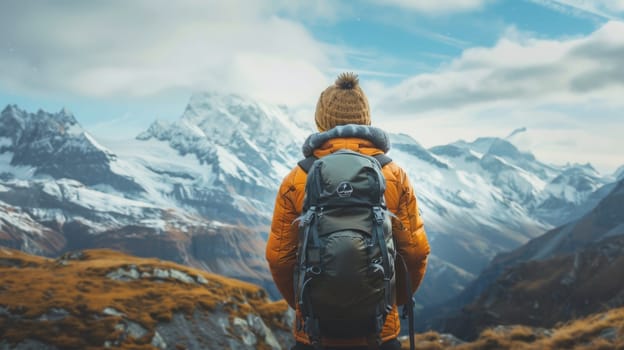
[
  {"x1": 0, "y1": 339, "x2": 59, "y2": 350},
  {"x1": 599, "y1": 327, "x2": 617, "y2": 341},
  {"x1": 37, "y1": 308, "x2": 69, "y2": 321},
  {"x1": 0, "y1": 306, "x2": 10, "y2": 317},
  {"x1": 196, "y1": 274, "x2": 209, "y2": 285},
  {"x1": 246, "y1": 314, "x2": 280, "y2": 350},
  {"x1": 151, "y1": 331, "x2": 167, "y2": 349},
  {"x1": 66, "y1": 251, "x2": 86, "y2": 260},
  {"x1": 232, "y1": 317, "x2": 257, "y2": 346},
  {"x1": 102, "y1": 307, "x2": 125, "y2": 317},
  {"x1": 169, "y1": 269, "x2": 195, "y2": 284},
  {"x1": 218, "y1": 315, "x2": 231, "y2": 335},
  {"x1": 106, "y1": 267, "x2": 140, "y2": 281},
  {"x1": 155, "y1": 311, "x2": 236, "y2": 349},
  {"x1": 153, "y1": 268, "x2": 170, "y2": 279},
  {"x1": 114, "y1": 320, "x2": 148, "y2": 340},
  {"x1": 126, "y1": 320, "x2": 148, "y2": 339}
]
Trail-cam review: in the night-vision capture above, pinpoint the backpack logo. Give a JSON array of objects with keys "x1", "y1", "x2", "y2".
[{"x1": 337, "y1": 182, "x2": 354, "y2": 198}]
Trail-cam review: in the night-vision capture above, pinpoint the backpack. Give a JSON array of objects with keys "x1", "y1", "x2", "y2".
[{"x1": 294, "y1": 149, "x2": 396, "y2": 348}]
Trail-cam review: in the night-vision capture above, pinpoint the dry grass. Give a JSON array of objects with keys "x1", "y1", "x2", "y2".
[
  {"x1": 401, "y1": 308, "x2": 624, "y2": 350},
  {"x1": 0, "y1": 248, "x2": 278, "y2": 349}
]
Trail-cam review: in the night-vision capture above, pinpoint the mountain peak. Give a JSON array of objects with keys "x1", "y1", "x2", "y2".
[
  {"x1": 615, "y1": 165, "x2": 624, "y2": 180},
  {"x1": 1, "y1": 104, "x2": 80, "y2": 139},
  {"x1": 486, "y1": 138, "x2": 536, "y2": 161},
  {"x1": 173, "y1": 91, "x2": 308, "y2": 145},
  {"x1": 183, "y1": 91, "x2": 252, "y2": 122},
  {"x1": 2, "y1": 104, "x2": 20, "y2": 114},
  {"x1": 58, "y1": 106, "x2": 74, "y2": 117},
  {"x1": 562, "y1": 162, "x2": 599, "y2": 177}
]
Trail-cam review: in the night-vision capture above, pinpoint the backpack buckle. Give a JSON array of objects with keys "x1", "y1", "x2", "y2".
[
  {"x1": 372, "y1": 207, "x2": 384, "y2": 224},
  {"x1": 303, "y1": 207, "x2": 316, "y2": 224}
]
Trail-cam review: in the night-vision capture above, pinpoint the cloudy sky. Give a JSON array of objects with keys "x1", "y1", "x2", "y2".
[{"x1": 1, "y1": 0, "x2": 623, "y2": 174}]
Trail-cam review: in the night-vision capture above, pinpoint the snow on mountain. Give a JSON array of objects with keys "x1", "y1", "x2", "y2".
[
  {"x1": 445, "y1": 136, "x2": 610, "y2": 226},
  {"x1": 615, "y1": 165, "x2": 624, "y2": 181},
  {"x1": 0, "y1": 176, "x2": 277, "y2": 297},
  {"x1": 0, "y1": 199, "x2": 65, "y2": 255},
  {"x1": 393, "y1": 135, "x2": 550, "y2": 282},
  {"x1": 130, "y1": 92, "x2": 307, "y2": 224},
  {"x1": 534, "y1": 163, "x2": 609, "y2": 226},
  {"x1": 0, "y1": 105, "x2": 141, "y2": 193}
]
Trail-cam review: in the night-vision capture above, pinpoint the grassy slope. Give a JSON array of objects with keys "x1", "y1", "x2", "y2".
[
  {"x1": 0, "y1": 247, "x2": 288, "y2": 350},
  {"x1": 403, "y1": 307, "x2": 624, "y2": 349}
]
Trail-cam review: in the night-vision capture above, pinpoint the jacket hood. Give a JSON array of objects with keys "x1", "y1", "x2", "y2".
[{"x1": 302, "y1": 124, "x2": 390, "y2": 157}]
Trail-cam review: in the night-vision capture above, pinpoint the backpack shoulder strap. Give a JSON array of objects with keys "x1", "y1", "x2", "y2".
[
  {"x1": 298, "y1": 156, "x2": 317, "y2": 173},
  {"x1": 373, "y1": 154, "x2": 392, "y2": 168}
]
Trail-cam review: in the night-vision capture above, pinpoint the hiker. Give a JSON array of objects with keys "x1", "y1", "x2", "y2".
[{"x1": 266, "y1": 72, "x2": 430, "y2": 350}]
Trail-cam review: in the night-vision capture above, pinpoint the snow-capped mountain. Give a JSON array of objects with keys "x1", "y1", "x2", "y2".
[
  {"x1": 132, "y1": 92, "x2": 306, "y2": 224},
  {"x1": 0, "y1": 95, "x2": 620, "y2": 309},
  {"x1": 0, "y1": 104, "x2": 277, "y2": 297},
  {"x1": 389, "y1": 134, "x2": 611, "y2": 277},
  {"x1": 0, "y1": 105, "x2": 141, "y2": 193}
]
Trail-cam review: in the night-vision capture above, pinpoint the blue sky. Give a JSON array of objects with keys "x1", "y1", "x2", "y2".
[{"x1": 1, "y1": 0, "x2": 623, "y2": 173}]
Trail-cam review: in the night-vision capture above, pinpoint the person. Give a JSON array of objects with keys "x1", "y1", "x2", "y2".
[{"x1": 266, "y1": 72, "x2": 430, "y2": 350}]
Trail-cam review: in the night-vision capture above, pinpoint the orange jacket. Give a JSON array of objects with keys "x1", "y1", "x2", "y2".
[{"x1": 266, "y1": 136, "x2": 430, "y2": 346}]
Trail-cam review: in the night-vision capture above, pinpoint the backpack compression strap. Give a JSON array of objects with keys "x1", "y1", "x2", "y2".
[{"x1": 298, "y1": 154, "x2": 393, "y2": 173}]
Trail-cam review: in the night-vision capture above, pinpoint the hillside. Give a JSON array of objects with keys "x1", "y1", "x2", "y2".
[
  {"x1": 0, "y1": 248, "x2": 293, "y2": 350},
  {"x1": 404, "y1": 307, "x2": 624, "y2": 349},
  {"x1": 428, "y1": 178, "x2": 624, "y2": 339},
  {"x1": 443, "y1": 235, "x2": 624, "y2": 340}
]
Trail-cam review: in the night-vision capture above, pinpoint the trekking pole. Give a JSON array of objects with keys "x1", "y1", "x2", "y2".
[{"x1": 397, "y1": 253, "x2": 415, "y2": 350}]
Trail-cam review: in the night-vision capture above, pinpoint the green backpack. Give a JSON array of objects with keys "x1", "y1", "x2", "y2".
[{"x1": 295, "y1": 149, "x2": 396, "y2": 348}]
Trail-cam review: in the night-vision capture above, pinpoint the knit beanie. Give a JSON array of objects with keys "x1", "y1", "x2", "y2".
[{"x1": 314, "y1": 72, "x2": 371, "y2": 132}]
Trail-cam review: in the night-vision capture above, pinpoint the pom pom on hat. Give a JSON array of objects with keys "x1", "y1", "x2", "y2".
[
  {"x1": 336, "y1": 72, "x2": 359, "y2": 89},
  {"x1": 315, "y1": 72, "x2": 370, "y2": 132}
]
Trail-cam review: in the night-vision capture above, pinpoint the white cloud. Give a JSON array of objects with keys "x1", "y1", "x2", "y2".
[
  {"x1": 0, "y1": 1, "x2": 336, "y2": 106},
  {"x1": 379, "y1": 22, "x2": 624, "y2": 114},
  {"x1": 370, "y1": 0, "x2": 490, "y2": 14},
  {"x1": 374, "y1": 21, "x2": 624, "y2": 173},
  {"x1": 530, "y1": 0, "x2": 624, "y2": 20}
]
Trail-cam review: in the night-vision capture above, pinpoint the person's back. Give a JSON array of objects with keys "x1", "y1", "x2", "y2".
[{"x1": 266, "y1": 73, "x2": 430, "y2": 349}]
